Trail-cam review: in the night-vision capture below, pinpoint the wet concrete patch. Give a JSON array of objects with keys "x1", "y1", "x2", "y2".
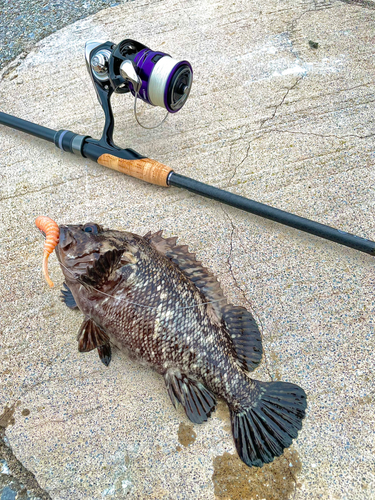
[
  {"x1": 212, "y1": 449, "x2": 302, "y2": 500},
  {"x1": 0, "y1": 406, "x2": 16, "y2": 430},
  {"x1": 177, "y1": 422, "x2": 197, "y2": 447}
]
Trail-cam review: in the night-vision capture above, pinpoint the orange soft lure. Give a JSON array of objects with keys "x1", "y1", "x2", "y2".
[{"x1": 35, "y1": 216, "x2": 60, "y2": 287}]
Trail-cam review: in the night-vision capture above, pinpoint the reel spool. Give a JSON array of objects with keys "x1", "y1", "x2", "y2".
[{"x1": 85, "y1": 39, "x2": 193, "y2": 142}]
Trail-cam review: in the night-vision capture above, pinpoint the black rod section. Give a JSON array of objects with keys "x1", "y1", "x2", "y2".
[
  {"x1": 168, "y1": 172, "x2": 375, "y2": 256},
  {"x1": 1, "y1": 111, "x2": 373, "y2": 255},
  {"x1": 0, "y1": 112, "x2": 56, "y2": 143}
]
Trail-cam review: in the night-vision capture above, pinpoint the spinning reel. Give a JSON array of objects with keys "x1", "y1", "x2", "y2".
[{"x1": 85, "y1": 39, "x2": 193, "y2": 148}]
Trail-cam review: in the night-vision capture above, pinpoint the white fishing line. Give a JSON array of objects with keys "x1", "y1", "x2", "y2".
[
  {"x1": 148, "y1": 56, "x2": 179, "y2": 107},
  {"x1": 134, "y1": 92, "x2": 168, "y2": 130},
  {"x1": 59, "y1": 262, "x2": 225, "y2": 311},
  {"x1": 133, "y1": 55, "x2": 180, "y2": 129}
]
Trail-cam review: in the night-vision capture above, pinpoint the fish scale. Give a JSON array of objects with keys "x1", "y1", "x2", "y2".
[{"x1": 55, "y1": 222, "x2": 307, "y2": 468}]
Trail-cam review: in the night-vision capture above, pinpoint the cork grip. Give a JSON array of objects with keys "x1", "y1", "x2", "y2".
[{"x1": 97, "y1": 154, "x2": 173, "y2": 187}]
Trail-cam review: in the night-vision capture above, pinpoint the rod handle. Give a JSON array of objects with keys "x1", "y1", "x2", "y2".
[{"x1": 97, "y1": 154, "x2": 172, "y2": 187}]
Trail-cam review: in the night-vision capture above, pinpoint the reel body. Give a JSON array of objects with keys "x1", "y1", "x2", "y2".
[{"x1": 85, "y1": 39, "x2": 193, "y2": 148}]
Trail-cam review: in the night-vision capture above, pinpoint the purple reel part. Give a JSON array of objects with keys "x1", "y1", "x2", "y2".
[{"x1": 129, "y1": 49, "x2": 193, "y2": 113}]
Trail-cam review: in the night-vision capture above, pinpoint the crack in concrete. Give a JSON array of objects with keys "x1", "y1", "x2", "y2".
[
  {"x1": 261, "y1": 77, "x2": 304, "y2": 129},
  {"x1": 271, "y1": 96, "x2": 375, "y2": 127},
  {"x1": 226, "y1": 133, "x2": 264, "y2": 186},
  {"x1": 273, "y1": 127, "x2": 375, "y2": 140},
  {"x1": 223, "y1": 73, "x2": 373, "y2": 187},
  {"x1": 288, "y1": 0, "x2": 338, "y2": 34},
  {"x1": 17, "y1": 368, "x2": 104, "y2": 397},
  {"x1": 283, "y1": 81, "x2": 373, "y2": 102},
  {"x1": 230, "y1": 109, "x2": 375, "y2": 142},
  {"x1": 221, "y1": 206, "x2": 274, "y2": 381},
  {"x1": 30, "y1": 405, "x2": 103, "y2": 428},
  {"x1": 0, "y1": 172, "x2": 106, "y2": 201},
  {"x1": 224, "y1": 122, "x2": 371, "y2": 188},
  {"x1": 287, "y1": 7, "x2": 314, "y2": 33}
]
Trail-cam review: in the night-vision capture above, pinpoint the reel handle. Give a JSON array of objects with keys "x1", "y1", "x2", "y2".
[{"x1": 97, "y1": 154, "x2": 173, "y2": 187}]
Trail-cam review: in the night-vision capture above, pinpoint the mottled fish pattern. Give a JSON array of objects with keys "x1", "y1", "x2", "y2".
[{"x1": 55, "y1": 223, "x2": 307, "y2": 467}]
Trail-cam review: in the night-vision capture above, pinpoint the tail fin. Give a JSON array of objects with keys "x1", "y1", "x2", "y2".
[{"x1": 230, "y1": 380, "x2": 307, "y2": 467}]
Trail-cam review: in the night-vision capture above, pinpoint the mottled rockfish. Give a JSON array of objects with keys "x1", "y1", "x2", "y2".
[{"x1": 55, "y1": 223, "x2": 307, "y2": 467}]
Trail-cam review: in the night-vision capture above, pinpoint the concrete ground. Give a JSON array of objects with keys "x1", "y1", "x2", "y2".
[{"x1": 0, "y1": 0, "x2": 374, "y2": 498}]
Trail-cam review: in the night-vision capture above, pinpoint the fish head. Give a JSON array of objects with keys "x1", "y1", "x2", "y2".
[{"x1": 55, "y1": 223, "x2": 139, "y2": 286}]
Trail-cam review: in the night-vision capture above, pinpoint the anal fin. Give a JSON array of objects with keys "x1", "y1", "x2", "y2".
[
  {"x1": 164, "y1": 370, "x2": 216, "y2": 424},
  {"x1": 77, "y1": 318, "x2": 109, "y2": 353},
  {"x1": 60, "y1": 283, "x2": 78, "y2": 309}
]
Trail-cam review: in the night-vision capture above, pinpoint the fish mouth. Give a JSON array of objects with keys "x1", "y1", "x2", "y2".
[
  {"x1": 55, "y1": 226, "x2": 75, "y2": 263},
  {"x1": 56, "y1": 225, "x2": 100, "y2": 273},
  {"x1": 58, "y1": 226, "x2": 74, "y2": 251}
]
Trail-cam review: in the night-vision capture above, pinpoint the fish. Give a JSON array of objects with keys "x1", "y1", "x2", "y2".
[{"x1": 54, "y1": 221, "x2": 307, "y2": 467}]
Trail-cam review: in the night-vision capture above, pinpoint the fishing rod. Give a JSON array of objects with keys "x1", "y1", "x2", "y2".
[{"x1": 1, "y1": 38, "x2": 374, "y2": 256}]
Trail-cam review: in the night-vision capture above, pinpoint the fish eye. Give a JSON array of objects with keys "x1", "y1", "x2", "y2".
[{"x1": 83, "y1": 224, "x2": 99, "y2": 234}]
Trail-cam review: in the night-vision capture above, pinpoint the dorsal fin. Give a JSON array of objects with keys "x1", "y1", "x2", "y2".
[
  {"x1": 144, "y1": 230, "x2": 227, "y2": 324},
  {"x1": 143, "y1": 230, "x2": 178, "y2": 253}
]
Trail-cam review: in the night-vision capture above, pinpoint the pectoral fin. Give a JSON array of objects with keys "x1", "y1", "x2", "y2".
[
  {"x1": 60, "y1": 283, "x2": 78, "y2": 309},
  {"x1": 77, "y1": 318, "x2": 109, "y2": 352},
  {"x1": 78, "y1": 249, "x2": 124, "y2": 289},
  {"x1": 97, "y1": 343, "x2": 112, "y2": 367}
]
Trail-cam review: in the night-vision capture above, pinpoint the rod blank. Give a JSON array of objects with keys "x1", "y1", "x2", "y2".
[
  {"x1": 0, "y1": 112, "x2": 56, "y2": 143},
  {"x1": 1, "y1": 111, "x2": 374, "y2": 256},
  {"x1": 168, "y1": 173, "x2": 375, "y2": 255}
]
